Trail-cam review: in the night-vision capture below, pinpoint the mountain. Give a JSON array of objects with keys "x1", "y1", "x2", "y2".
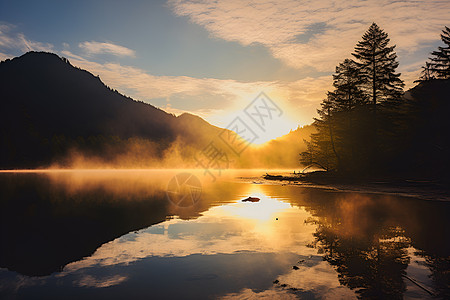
[
  {"x1": 0, "y1": 52, "x2": 175, "y2": 138},
  {"x1": 0, "y1": 52, "x2": 310, "y2": 169},
  {"x1": 0, "y1": 52, "x2": 179, "y2": 167}
]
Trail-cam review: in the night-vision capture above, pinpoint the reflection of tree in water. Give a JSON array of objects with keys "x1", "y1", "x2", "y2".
[
  {"x1": 305, "y1": 194, "x2": 412, "y2": 299},
  {"x1": 312, "y1": 224, "x2": 410, "y2": 299},
  {"x1": 417, "y1": 253, "x2": 450, "y2": 299},
  {"x1": 263, "y1": 185, "x2": 450, "y2": 298}
]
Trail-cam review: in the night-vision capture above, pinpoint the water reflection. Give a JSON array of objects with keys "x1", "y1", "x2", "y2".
[
  {"x1": 0, "y1": 171, "x2": 169, "y2": 276},
  {"x1": 62, "y1": 190, "x2": 315, "y2": 269},
  {"x1": 0, "y1": 171, "x2": 449, "y2": 299},
  {"x1": 311, "y1": 214, "x2": 411, "y2": 299},
  {"x1": 286, "y1": 189, "x2": 450, "y2": 299}
]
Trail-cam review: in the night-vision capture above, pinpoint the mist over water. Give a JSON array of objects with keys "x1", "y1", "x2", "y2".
[{"x1": 40, "y1": 121, "x2": 314, "y2": 170}]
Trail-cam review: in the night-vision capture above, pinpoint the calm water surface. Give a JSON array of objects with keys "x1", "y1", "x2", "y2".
[{"x1": 0, "y1": 170, "x2": 449, "y2": 299}]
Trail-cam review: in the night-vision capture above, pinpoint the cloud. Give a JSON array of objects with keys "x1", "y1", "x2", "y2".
[
  {"x1": 67, "y1": 52, "x2": 266, "y2": 100},
  {"x1": 2, "y1": 10, "x2": 435, "y2": 131},
  {"x1": 169, "y1": 0, "x2": 450, "y2": 72},
  {"x1": 62, "y1": 49, "x2": 329, "y2": 126},
  {"x1": 0, "y1": 52, "x2": 12, "y2": 61},
  {"x1": 0, "y1": 24, "x2": 53, "y2": 52},
  {"x1": 0, "y1": 25, "x2": 14, "y2": 47},
  {"x1": 398, "y1": 61, "x2": 425, "y2": 90},
  {"x1": 79, "y1": 41, "x2": 136, "y2": 57}
]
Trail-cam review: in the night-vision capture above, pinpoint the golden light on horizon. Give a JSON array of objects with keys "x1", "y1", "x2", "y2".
[{"x1": 207, "y1": 91, "x2": 301, "y2": 144}]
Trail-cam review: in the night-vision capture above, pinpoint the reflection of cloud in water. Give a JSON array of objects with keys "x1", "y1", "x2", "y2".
[
  {"x1": 220, "y1": 256, "x2": 356, "y2": 299},
  {"x1": 275, "y1": 256, "x2": 357, "y2": 299},
  {"x1": 63, "y1": 196, "x2": 317, "y2": 273},
  {"x1": 51, "y1": 193, "x2": 357, "y2": 298},
  {"x1": 75, "y1": 274, "x2": 127, "y2": 288},
  {"x1": 221, "y1": 288, "x2": 298, "y2": 299}
]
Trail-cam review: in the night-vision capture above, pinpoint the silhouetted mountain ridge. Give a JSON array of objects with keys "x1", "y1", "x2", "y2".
[
  {"x1": 0, "y1": 52, "x2": 226, "y2": 167},
  {"x1": 1, "y1": 52, "x2": 174, "y2": 139}
]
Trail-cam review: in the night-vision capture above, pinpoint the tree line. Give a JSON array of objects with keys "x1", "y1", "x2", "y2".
[
  {"x1": 417, "y1": 26, "x2": 450, "y2": 81},
  {"x1": 300, "y1": 23, "x2": 450, "y2": 178}
]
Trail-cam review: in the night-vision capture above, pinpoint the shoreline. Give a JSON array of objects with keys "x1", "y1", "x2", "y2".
[{"x1": 261, "y1": 173, "x2": 450, "y2": 202}]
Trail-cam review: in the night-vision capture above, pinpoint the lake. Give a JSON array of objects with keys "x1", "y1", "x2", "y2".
[{"x1": 0, "y1": 170, "x2": 449, "y2": 299}]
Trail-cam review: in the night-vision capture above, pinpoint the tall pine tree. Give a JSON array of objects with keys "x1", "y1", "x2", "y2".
[
  {"x1": 352, "y1": 23, "x2": 404, "y2": 171},
  {"x1": 301, "y1": 23, "x2": 404, "y2": 175},
  {"x1": 352, "y1": 23, "x2": 404, "y2": 111}
]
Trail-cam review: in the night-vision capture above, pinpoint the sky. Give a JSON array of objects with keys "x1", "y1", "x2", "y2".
[{"x1": 0, "y1": 0, "x2": 449, "y2": 143}]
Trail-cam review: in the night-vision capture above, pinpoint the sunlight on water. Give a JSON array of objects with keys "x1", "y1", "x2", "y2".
[
  {"x1": 67, "y1": 192, "x2": 313, "y2": 264},
  {"x1": 221, "y1": 186, "x2": 291, "y2": 221}
]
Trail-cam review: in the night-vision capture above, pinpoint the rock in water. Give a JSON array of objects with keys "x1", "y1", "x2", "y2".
[{"x1": 242, "y1": 197, "x2": 260, "y2": 202}]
